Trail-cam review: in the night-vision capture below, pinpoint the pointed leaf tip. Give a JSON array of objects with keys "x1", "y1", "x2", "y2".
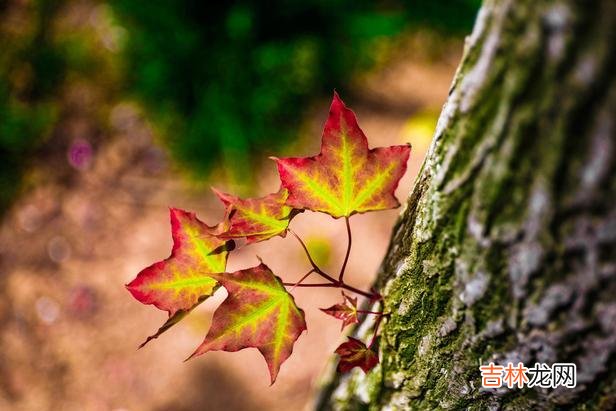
[
  {"x1": 330, "y1": 91, "x2": 349, "y2": 117},
  {"x1": 138, "y1": 309, "x2": 192, "y2": 349}
]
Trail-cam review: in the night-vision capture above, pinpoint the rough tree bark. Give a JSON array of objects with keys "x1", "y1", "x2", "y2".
[{"x1": 316, "y1": 0, "x2": 616, "y2": 409}]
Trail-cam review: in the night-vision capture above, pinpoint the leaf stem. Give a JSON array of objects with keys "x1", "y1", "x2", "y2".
[
  {"x1": 340, "y1": 283, "x2": 376, "y2": 299},
  {"x1": 283, "y1": 282, "x2": 337, "y2": 287},
  {"x1": 288, "y1": 228, "x2": 380, "y2": 300},
  {"x1": 356, "y1": 310, "x2": 383, "y2": 315},
  {"x1": 289, "y1": 229, "x2": 338, "y2": 283},
  {"x1": 288, "y1": 269, "x2": 315, "y2": 292},
  {"x1": 338, "y1": 216, "x2": 352, "y2": 283},
  {"x1": 368, "y1": 313, "x2": 384, "y2": 348}
]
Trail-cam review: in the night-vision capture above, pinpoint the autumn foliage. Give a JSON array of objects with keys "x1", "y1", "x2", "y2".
[{"x1": 127, "y1": 92, "x2": 411, "y2": 383}]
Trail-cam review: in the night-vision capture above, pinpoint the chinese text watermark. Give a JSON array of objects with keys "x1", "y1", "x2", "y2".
[{"x1": 480, "y1": 362, "x2": 576, "y2": 389}]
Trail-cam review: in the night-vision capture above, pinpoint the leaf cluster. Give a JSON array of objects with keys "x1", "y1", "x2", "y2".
[{"x1": 127, "y1": 93, "x2": 411, "y2": 382}]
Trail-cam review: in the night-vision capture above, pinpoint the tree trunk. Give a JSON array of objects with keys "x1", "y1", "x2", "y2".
[{"x1": 316, "y1": 0, "x2": 616, "y2": 409}]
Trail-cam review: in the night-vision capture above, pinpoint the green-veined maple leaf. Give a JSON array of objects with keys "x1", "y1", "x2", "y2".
[
  {"x1": 187, "y1": 262, "x2": 306, "y2": 384},
  {"x1": 126, "y1": 208, "x2": 228, "y2": 347},
  {"x1": 273, "y1": 92, "x2": 411, "y2": 218},
  {"x1": 320, "y1": 291, "x2": 359, "y2": 330},
  {"x1": 213, "y1": 187, "x2": 297, "y2": 244},
  {"x1": 335, "y1": 337, "x2": 379, "y2": 373}
]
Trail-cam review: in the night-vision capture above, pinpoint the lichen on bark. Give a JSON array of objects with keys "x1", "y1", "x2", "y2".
[{"x1": 316, "y1": 0, "x2": 616, "y2": 409}]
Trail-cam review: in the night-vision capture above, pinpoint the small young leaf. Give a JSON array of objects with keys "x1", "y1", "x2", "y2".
[
  {"x1": 187, "y1": 263, "x2": 306, "y2": 384},
  {"x1": 320, "y1": 291, "x2": 359, "y2": 330},
  {"x1": 273, "y1": 92, "x2": 411, "y2": 218},
  {"x1": 213, "y1": 188, "x2": 296, "y2": 244},
  {"x1": 335, "y1": 337, "x2": 379, "y2": 374},
  {"x1": 126, "y1": 208, "x2": 228, "y2": 346}
]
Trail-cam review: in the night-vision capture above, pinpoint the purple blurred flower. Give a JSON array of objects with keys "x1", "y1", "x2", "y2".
[{"x1": 68, "y1": 139, "x2": 93, "y2": 170}]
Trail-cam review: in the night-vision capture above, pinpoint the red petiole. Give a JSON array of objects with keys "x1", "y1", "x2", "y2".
[
  {"x1": 338, "y1": 216, "x2": 352, "y2": 283},
  {"x1": 368, "y1": 312, "x2": 384, "y2": 348},
  {"x1": 288, "y1": 269, "x2": 315, "y2": 292},
  {"x1": 285, "y1": 220, "x2": 385, "y2": 351},
  {"x1": 287, "y1": 227, "x2": 380, "y2": 300},
  {"x1": 357, "y1": 310, "x2": 383, "y2": 315}
]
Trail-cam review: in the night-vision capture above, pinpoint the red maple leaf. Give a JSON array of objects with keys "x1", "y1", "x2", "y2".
[
  {"x1": 320, "y1": 291, "x2": 359, "y2": 330},
  {"x1": 335, "y1": 337, "x2": 379, "y2": 373},
  {"x1": 273, "y1": 92, "x2": 411, "y2": 218}
]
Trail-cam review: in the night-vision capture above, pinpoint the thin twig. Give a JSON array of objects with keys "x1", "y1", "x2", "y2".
[
  {"x1": 288, "y1": 228, "x2": 379, "y2": 300},
  {"x1": 356, "y1": 310, "x2": 383, "y2": 315},
  {"x1": 338, "y1": 216, "x2": 352, "y2": 282},
  {"x1": 369, "y1": 313, "x2": 384, "y2": 348},
  {"x1": 288, "y1": 269, "x2": 315, "y2": 292},
  {"x1": 340, "y1": 283, "x2": 377, "y2": 299},
  {"x1": 283, "y1": 280, "x2": 376, "y2": 299},
  {"x1": 289, "y1": 229, "x2": 338, "y2": 283},
  {"x1": 283, "y1": 282, "x2": 337, "y2": 288}
]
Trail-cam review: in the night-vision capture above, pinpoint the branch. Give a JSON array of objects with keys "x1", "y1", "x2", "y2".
[
  {"x1": 338, "y1": 216, "x2": 352, "y2": 282},
  {"x1": 288, "y1": 228, "x2": 380, "y2": 300},
  {"x1": 368, "y1": 313, "x2": 384, "y2": 348},
  {"x1": 287, "y1": 269, "x2": 316, "y2": 292},
  {"x1": 289, "y1": 229, "x2": 338, "y2": 284}
]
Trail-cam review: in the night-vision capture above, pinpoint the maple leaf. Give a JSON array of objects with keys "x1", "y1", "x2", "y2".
[
  {"x1": 320, "y1": 291, "x2": 359, "y2": 330},
  {"x1": 213, "y1": 187, "x2": 297, "y2": 244},
  {"x1": 335, "y1": 337, "x2": 379, "y2": 374},
  {"x1": 273, "y1": 92, "x2": 411, "y2": 218},
  {"x1": 126, "y1": 208, "x2": 228, "y2": 346},
  {"x1": 187, "y1": 262, "x2": 306, "y2": 384}
]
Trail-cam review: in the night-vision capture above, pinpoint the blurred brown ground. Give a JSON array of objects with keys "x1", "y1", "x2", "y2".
[{"x1": 0, "y1": 6, "x2": 462, "y2": 410}]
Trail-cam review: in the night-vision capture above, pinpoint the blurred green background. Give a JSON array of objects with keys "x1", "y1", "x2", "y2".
[{"x1": 0, "y1": 0, "x2": 480, "y2": 213}]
